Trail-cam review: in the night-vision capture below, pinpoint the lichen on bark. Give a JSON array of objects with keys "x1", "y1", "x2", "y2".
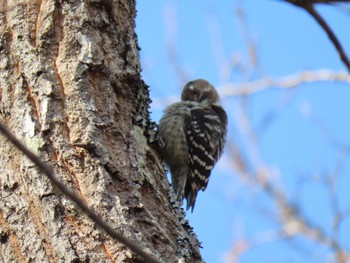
[{"x1": 0, "y1": 1, "x2": 203, "y2": 262}]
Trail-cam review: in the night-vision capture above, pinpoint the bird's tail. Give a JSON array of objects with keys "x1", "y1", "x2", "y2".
[{"x1": 185, "y1": 185, "x2": 199, "y2": 213}]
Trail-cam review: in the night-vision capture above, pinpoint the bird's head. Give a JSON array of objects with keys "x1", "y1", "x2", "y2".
[{"x1": 181, "y1": 79, "x2": 219, "y2": 104}]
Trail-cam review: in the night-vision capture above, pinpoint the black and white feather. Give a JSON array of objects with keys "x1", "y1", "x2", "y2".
[{"x1": 158, "y1": 79, "x2": 227, "y2": 212}]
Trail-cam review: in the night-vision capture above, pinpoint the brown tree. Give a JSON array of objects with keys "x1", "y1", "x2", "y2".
[{"x1": 0, "y1": 1, "x2": 202, "y2": 262}]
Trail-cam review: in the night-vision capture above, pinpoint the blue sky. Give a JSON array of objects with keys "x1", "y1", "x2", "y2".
[{"x1": 136, "y1": 1, "x2": 350, "y2": 262}]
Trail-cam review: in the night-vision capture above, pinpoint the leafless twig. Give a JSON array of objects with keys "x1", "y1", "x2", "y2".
[
  {"x1": 284, "y1": 0, "x2": 350, "y2": 72},
  {"x1": 306, "y1": 5, "x2": 350, "y2": 72},
  {"x1": 226, "y1": 92, "x2": 350, "y2": 262},
  {"x1": 0, "y1": 121, "x2": 161, "y2": 263},
  {"x1": 151, "y1": 69, "x2": 350, "y2": 109},
  {"x1": 219, "y1": 69, "x2": 350, "y2": 96}
]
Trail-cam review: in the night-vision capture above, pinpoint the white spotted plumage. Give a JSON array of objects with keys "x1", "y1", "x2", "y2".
[{"x1": 158, "y1": 79, "x2": 228, "y2": 212}]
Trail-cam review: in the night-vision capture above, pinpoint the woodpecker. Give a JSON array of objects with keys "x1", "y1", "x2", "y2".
[{"x1": 158, "y1": 79, "x2": 227, "y2": 212}]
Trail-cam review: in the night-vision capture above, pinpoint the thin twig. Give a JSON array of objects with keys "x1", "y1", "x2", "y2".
[
  {"x1": 219, "y1": 69, "x2": 350, "y2": 96},
  {"x1": 285, "y1": 0, "x2": 350, "y2": 72},
  {"x1": 0, "y1": 121, "x2": 161, "y2": 263},
  {"x1": 305, "y1": 4, "x2": 350, "y2": 72},
  {"x1": 152, "y1": 69, "x2": 350, "y2": 108}
]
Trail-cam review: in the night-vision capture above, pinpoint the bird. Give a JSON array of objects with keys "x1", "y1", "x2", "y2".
[{"x1": 158, "y1": 79, "x2": 227, "y2": 212}]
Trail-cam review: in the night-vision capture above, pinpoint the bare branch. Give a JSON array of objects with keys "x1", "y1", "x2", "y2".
[
  {"x1": 219, "y1": 69, "x2": 350, "y2": 97},
  {"x1": 306, "y1": 5, "x2": 350, "y2": 72},
  {"x1": 235, "y1": 2, "x2": 260, "y2": 74},
  {"x1": 284, "y1": 0, "x2": 350, "y2": 72},
  {"x1": 299, "y1": 0, "x2": 350, "y2": 3},
  {"x1": 226, "y1": 92, "x2": 350, "y2": 262},
  {"x1": 0, "y1": 121, "x2": 161, "y2": 263},
  {"x1": 151, "y1": 70, "x2": 350, "y2": 109}
]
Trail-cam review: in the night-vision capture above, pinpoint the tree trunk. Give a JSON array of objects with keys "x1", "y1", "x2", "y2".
[{"x1": 0, "y1": 1, "x2": 202, "y2": 262}]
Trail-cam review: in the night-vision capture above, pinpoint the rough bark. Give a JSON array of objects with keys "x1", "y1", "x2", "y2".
[{"x1": 0, "y1": 1, "x2": 202, "y2": 262}]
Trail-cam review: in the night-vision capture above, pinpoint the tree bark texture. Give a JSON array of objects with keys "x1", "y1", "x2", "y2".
[{"x1": 0, "y1": 1, "x2": 202, "y2": 262}]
